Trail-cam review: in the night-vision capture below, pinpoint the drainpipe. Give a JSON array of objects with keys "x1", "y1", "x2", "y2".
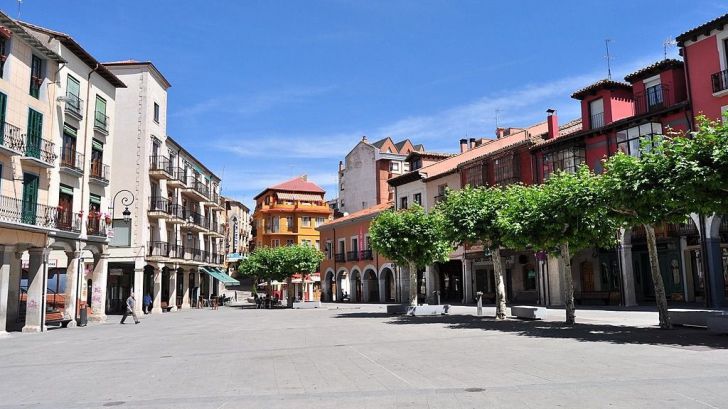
[
  {"x1": 80, "y1": 64, "x2": 100, "y2": 232},
  {"x1": 680, "y1": 46, "x2": 695, "y2": 131}
]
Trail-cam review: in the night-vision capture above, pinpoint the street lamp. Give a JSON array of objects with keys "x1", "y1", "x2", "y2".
[{"x1": 110, "y1": 189, "x2": 135, "y2": 224}]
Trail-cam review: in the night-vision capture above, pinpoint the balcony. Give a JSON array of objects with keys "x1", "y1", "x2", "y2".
[
  {"x1": 184, "y1": 247, "x2": 203, "y2": 263},
  {"x1": 166, "y1": 203, "x2": 186, "y2": 224},
  {"x1": 148, "y1": 197, "x2": 170, "y2": 219},
  {"x1": 59, "y1": 147, "x2": 84, "y2": 177},
  {"x1": 185, "y1": 211, "x2": 206, "y2": 232},
  {"x1": 182, "y1": 176, "x2": 210, "y2": 201},
  {"x1": 206, "y1": 191, "x2": 222, "y2": 208},
  {"x1": 94, "y1": 111, "x2": 109, "y2": 134},
  {"x1": 168, "y1": 244, "x2": 185, "y2": 259},
  {"x1": 149, "y1": 156, "x2": 175, "y2": 180},
  {"x1": 147, "y1": 241, "x2": 170, "y2": 260},
  {"x1": 360, "y1": 249, "x2": 373, "y2": 260},
  {"x1": 0, "y1": 194, "x2": 58, "y2": 229},
  {"x1": 89, "y1": 161, "x2": 110, "y2": 185},
  {"x1": 86, "y1": 213, "x2": 108, "y2": 237},
  {"x1": 55, "y1": 210, "x2": 82, "y2": 233},
  {"x1": 64, "y1": 92, "x2": 83, "y2": 120},
  {"x1": 589, "y1": 112, "x2": 605, "y2": 129},
  {"x1": 166, "y1": 167, "x2": 187, "y2": 188},
  {"x1": 0, "y1": 122, "x2": 25, "y2": 156},
  {"x1": 711, "y1": 69, "x2": 728, "y2": 94},
  {"x1": 635, "y1": 84, "x2": 670, "y2": 115},
  {"x1": 20, "y1": 136, "x2": 56, "y2": 168},
  {"x1": 346, "y1": 250, "x2": 359, "y2": 262},
  {"x1": 334, "y1": 253, "x2": 345, "y2": 262}
]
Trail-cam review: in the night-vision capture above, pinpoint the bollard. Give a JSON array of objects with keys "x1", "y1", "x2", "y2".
[{"x1": 476, "y1": 291, "x2": 483, "y2": 316}]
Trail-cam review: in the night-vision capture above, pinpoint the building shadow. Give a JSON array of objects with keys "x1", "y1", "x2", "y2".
[{"x1": 333, "y1": 312, "x2": 728, "y2": 349}]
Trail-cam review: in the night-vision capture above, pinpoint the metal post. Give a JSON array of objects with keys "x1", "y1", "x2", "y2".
[{"x1": 476, "y1": 291, "x2": 483, "y2": 316}]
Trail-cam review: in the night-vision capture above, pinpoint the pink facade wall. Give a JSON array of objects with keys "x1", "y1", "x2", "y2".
[{"x1": 685, "y1": 35, "x2": 728, "y2": 120}]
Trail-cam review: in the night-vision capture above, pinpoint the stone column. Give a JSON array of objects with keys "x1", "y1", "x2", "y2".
[
  {"x1": 463, "y1": 260, "x2": 473, "y2": 304},
  {"x1": 181, "y1": 269, "x2": 190, "y2": 309},
  {"x1": 425, "y1": 265, "x2": 435, "y2": 304},
  {"x1": 168, "y1": 269, "x2": 177, "y2": 311},
  {"x1": 5, "y1": 250, "x2": 22, "y2": 331},
  {"x1": 23, "y1": 248, "x2": 48, "y2": 333},
  {"x1": 63, "y1": 250, "x2": 82, "y2": 327},
  {"x1": 378, "y1": 272, "x2": 386, "y2": 303},
  {"x1": 546, "y1": 254, "x2": 562, "y2": 306},
  {"x1": 705, "y1": 237, "x2": 725, "y2": 309},
  {"x1": 619, "y1": 244, "x2": 637, "y2": 307},
  {"x1": 193, "y1": 271, "x2": 201, "y2": 307},
  {"x1": 0, "y1": 246, "x2": 16, "y2": 333},
  {"x1": 151, "y1": 266, "x2": 162, "y2": 314},
  {"x1": 89, "y1": 253, "x2": 109, "y2": 322},
  {"x1": 133, "y1": 265, "x2": 144, "y2": 316}
]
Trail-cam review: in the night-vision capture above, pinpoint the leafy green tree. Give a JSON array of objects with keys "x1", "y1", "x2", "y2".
[
  {"x1": 601, "y1": 147, "x2": 690, "y2": 329},
  {"x1": 280, "y1": 244, "x2": 325, "y2": 305},
  {"x1": 501, "y1": 167, "x2": 618, "y2": 325},
  {"x1": 437, "y1": 186, "x2": 509, "y2": 319},
  {"x1": 369, "y1": 205, "x2": 452, "y2": 307}
]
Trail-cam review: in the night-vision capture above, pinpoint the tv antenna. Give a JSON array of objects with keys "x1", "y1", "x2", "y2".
[
  {"x1": 495, "y1": 108, "x2": 501, "y2": 128},
  {"x1": 16, "y1": 0, "x2": 22, "y2": 19},
  {"x1": 604, "y1": 39, "x2": 613, "y2": 80},
  {"x1": 663, "y1": 38, "x2": 677, "y2": 60}
]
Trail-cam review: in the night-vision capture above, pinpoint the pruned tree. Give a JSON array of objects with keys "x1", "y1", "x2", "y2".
[
  {"x1": 437, "y1": 186, "x2": 509, "y2": 319},
  {"x1": 501, "y1": 168, "x2": 618, "y2": 325},
  {"x1": 369, "y1": 205, "x2": 451, "y2": 307}
]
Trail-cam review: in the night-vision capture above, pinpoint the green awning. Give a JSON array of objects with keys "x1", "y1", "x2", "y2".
[
  {"x1": 92, "y1": 139, "x2": 103, "y2": 151},
  {"x1": 63, "y1": 123, "x2": 77, "y2": 137},
  {"x1": 60, "y1": 184, "x2": 74, "y2": 195},
  {"x1": 200, "y1": 266, "x2": 239, "y2": 286},
  {"x1": 89, "y1": 193, "x2": 101, "y2": 205}
]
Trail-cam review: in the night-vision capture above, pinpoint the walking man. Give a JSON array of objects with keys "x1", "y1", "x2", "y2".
[{"x1": 120, "y1": 293, "x2": 140, "y2": 324}]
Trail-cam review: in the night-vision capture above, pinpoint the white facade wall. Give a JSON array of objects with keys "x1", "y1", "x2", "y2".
[{"x1": 339, "y1": 142, "x2": 376, "y2": 214}]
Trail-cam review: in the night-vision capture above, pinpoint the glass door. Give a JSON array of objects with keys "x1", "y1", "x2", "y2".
[
  {"x1": 26, "y1": 109, "x2": 43, "y2": 159},
  {"x1": 21, "y1": 173, "x2": 39, "y2": 224}
]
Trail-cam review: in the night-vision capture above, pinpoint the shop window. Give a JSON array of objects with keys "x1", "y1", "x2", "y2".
[{"x1": 523, "y1": 264, "x2": 537, "y2": 291}]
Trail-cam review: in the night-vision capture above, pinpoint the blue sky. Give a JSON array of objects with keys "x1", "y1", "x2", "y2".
[{"x1": 4, "y1": 0, "x2": 726, "y2": 208}]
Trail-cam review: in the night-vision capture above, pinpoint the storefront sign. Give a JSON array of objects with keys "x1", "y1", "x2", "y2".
[{"x1": 22, "y1": 259, "x2": 58, "y2": 269}]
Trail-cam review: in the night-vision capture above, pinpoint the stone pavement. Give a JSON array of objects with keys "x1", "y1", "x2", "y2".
[{"x1": 0, "y1": 303, "x2": 727, "y2": 408}]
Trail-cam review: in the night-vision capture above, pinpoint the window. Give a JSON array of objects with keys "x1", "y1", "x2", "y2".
[
  {"x1": 153, "y1": 102, "x2": 160, "y2": 123},
  {"x1": 542, "y1": 146, "x2": 585, "y2": 181},
  {"x1": 524, "y1": 264, "x2": 537, "y2": 291},
  {"x1": 286, "y1": 239, "x2": 294, "y2": 246},
  {"x1": 589, "y1": 98, "x2": 604, "y2": 129},
  {"x1": 285, "y1": 216, "x2": 294, "y2": 231},
  {"x1": 616, "y1": 123, "x2": 663, "y2": 158},
  {"x1": 316, "y1": 217, "x2": 325, "y2": 227},
  {"x1": 390, "y1": 161, "x2": 400, "y2": 172},
  {"x1": 400, "y1": 195, "x2": 408, "y2": 209},
  {"x1": 65, "y1": 75, "x2": 82, "y2": 116},
  {"x1": 302, "y1": 239, "x2": 312, "y2": 246},
  {"x1": 326, "y1": 241, "x2": 332, "y2": 259},
  {"x1": 271, "y1": 216, "x2": 280, "y2": 233},
  {"x1": 315, "y1": 240, "x2": 320, "y2": 250},
  {"x1": 272, "y1": 239, "x2": 280, "y2": 247},
  {"x1": 403, "y1": 162, "x2": 410, "y2": 172},
  {"x1": 411, "y1": 158, "x2": 422, "y2": 170},
  {"x1": 463, "y1": 161, "x2": 487, "y2": 187},
  {"x1": 302, "y1": 216, "x2": 311, "y2": 227},
  {"x1": 90, "y1": 139, "x2": 104, "y2": 179},
  {"x1": 413, "y1": 193, "x2": 422, "y2": 206},
  {"x1": 26, "y1": 109, "x2": 43, "y2": 159},
  {"x1": 494, "y1": 153, "x2": 519, "y2": 186},
  {"x1": 61, "y1": 124, "x2": 78, "y2": 168},
  {"x1": 30, "y1": 55, "x2": 42, "y2": 98},
  {"x1": 94, "y1": 95, "x2": 108, "y2": 131}
]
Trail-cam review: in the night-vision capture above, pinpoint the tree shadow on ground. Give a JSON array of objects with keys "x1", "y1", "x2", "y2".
[{"x1": 333, "y1": 312, "x2": 728, "y2": 349}]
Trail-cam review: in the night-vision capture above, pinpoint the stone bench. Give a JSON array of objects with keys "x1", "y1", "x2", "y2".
[
  {"x1": 406, "y1": 305, "x2": 450, "y2": 316},
  {"x1": 669, "y1": 309, "x2": 725, "y2": 327},
  {"x1": 386, "y1": 304, "x2": 408, "y2": 314},
  {"x1": 292, "y1": 301, "x2": 321, "y2": 309},
  {"x1": 707, "y1": 314, "x2": 728, "y2": 334},
  {"x1": 510, "y1": 305, "x2": 547, "y2": 320}
]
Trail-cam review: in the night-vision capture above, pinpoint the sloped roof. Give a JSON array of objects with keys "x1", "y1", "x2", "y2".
[
  {"x1": 390, "y1": 122, "x2": 548, "y2": 186},
  {"x1": 18, "y1": 21, "x2": 126, "y2": 88},
  {"x1": 394, "y1": 139, "x2": 412, "y2": 151},
  {"x1": 252, "y1": 176, "x2": 326, "y2": 201},
  {"x1": 404, "y1": 151, "x2": 455, "y2": 162},
  {"x1": 0, "y1": 11, "x2": 63, "y2": 63},
  {"x1": 571, "y1": 79, "x2": 632, "y2": 100},
  {"x1": 318, "y1": 202, "x2": 392, "y2": 230},
  {"x1": 531, "y1": 118, "x2": 583, "y2": 148},
  {"x1": 676, "y1": 13, "x2": 728, "y2": 44},
  {"x1": 624, "y1": 59, "x2": 684, "y2": 83},
  {"x1": 103, "y1": 59, "x2": 171, "y2": 89},
  {"x1": 371, "y1": 137, "x2": 392, "y2": 149}
]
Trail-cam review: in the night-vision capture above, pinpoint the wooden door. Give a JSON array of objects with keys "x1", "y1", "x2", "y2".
[{"x1": 580, "y1": 261, "x2": 594, "y2": 292}]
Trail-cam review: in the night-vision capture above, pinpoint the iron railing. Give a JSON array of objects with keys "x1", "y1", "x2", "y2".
[
  {"x1": 186, "y1": 176, "x2": 210, "y2": 199},
  {"x1": 0, "y1": 194, "x2": 58, "y2": 228},
  {"x1": 186, "y1": 210, "x2": 205, "y2": 227},
  {"x1": 169, "y1": 244, "x2": 185, "y2": 259},
  {"x1": 150, "y1": 156, "x2": 175, "y2": 175},
  {"x1": 56, "y1": 210, "x2": 81, "y2": 233},
  {"x1": 65, "y1": 92, "x2": 83, "y2": 118},
  {"x1": 0, "y1": 122, "x2": 25, "y2": 153},
  {"x1": 346, "y1": 251, "x2": 359, "y2": 261},
  {"x1": 60, "y1": 146, "x2": 84, "y2": 172},
  {"x1": 168, "y1": 203, "x2": 185, "y2": 220},
  {"x1": 590, "y1": 112, "x2": 605, "y2": 129},
  {"x1": 25, "y1": 136, "x2": 56, "y2": 165},
  {"x1": 147, "y1": 241, "x2": 170, "y2": 257},
  {"x1": 635, "y1": 84, "x2": 670, "y2": 115},
  {"x1": 89, "y1": 161, "x2": 109, "y2": 182},
  {"x1": 149, "y1": 197, "x2": 169, "y2": 213},
  {"x1": 711, "y1": 69, "x2": 728, "y2": 93},
  {"x1": 360, "y1": 249, "x2": 373, "y2": 260},
  {"x1": 334, "y1": 253, "x2": 345, "y2": 262},
  {"x1": 94, "y1": 111, "x2": 109, "y2": 133},
  {"x1": 86, "y1": 213, "x2": 108, "y2": 237}
]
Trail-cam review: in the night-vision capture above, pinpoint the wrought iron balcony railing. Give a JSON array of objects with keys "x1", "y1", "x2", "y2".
[
  {"x1": 360, "y1": 249, "x2": 373, "y2": 260},
  {"x1": 90, "y1": 161, "x2": 109, "y2": 182},
  {"x1": 86, "y1": 213, "x2": 108, "y2": 237},
  {"x1": 0, "y1": 122, "x2": 25, "y2": 153},
  {"x1": 149, "y1": 197, "x2": 169, "y2": 213},
  {"x1": 346, "y1": 250, "x2": 359, "y2": 261},
  {"x1": 0, "y1": 194, "x2": 58, "y2": 229},
  {"x1": 711, "y1": 69, "x2": 728, "y2": 93},
  {"x1": 25, "y1": 136, "x2": 56, "y2": 165},
  {"x1": 334, "y1": 253, "x2": 345, "y2": 262},
  {"x1": 65, "y1": 92, "x2": 83, "y2": 118},
  {"x1": 94, "y1": 111, "x2": 109, "y2": 133},
  {"x1": 590, "y1": 112, "x2": 605, "y2": 129},
  {"x1": 60, "y1": 146, "x2": 84, "y2": 173},
  {"x1": 635, "y1": 84, "x2": 670, "y2": 115},
  {"x1": 150, "y1": 156, "x2": 175, "y2": 175},
  {"x1": 147, "y1": 241, "x2": 170, "y2": 257}
]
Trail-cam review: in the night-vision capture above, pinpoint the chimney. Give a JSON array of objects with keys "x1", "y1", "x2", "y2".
[
  {"x1": 546, "y1": 109, "x2": 558, "y2": 140},
  {"x1": 338, "y1": 160, "x2": 344, "y2": 172},
  {"x1": 495, "y1": 128, "x2": 505, "y2": 139},
  {"x1": 362, "y1": 135, "x2": 368, "y2": 142},
  {"x1": 301, "y1": 174, "x2": 307, "y2": 181},
  {"x1": 469, "y1": 138, "x2": 476, "y2": 149},
  {"x1": 459, "y1": 138, "x2": 468, "y2": 153}
]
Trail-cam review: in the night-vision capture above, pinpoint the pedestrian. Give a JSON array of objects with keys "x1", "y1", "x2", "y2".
[
  {"x1": 120, "y1": 293, "x2": 140, "y2": 325},
  {"x1": 143, "y1": 293, "x2": 152, "y2": 314}
]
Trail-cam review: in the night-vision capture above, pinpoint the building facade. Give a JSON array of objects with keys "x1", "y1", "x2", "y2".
[
  {"x1": 317, "y1": 203, "x2": 397, "y2": 303},
  {"x1": 337, "y1": 136, "x2": 423, "y2": 215},
  {"x1": 105, "y1": 60, "x2": 229, "y2": 317},
  {"x1": 223, "y1": 197, "x2": 251, "y2": 273}
]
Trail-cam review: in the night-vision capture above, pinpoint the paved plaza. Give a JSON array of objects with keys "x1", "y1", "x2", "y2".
[{"x1": 1, "y1": 304, "x2": 727, "y2": 408}]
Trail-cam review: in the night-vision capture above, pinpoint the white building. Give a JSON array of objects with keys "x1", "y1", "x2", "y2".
[{"x1": 104, "y1": 60, "x2": 230, "y2": 316}]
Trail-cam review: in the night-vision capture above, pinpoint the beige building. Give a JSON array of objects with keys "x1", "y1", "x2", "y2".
[
  {"x1": 0, "y1": 14, "x2": 126, "y2": 333},
  {"x1": 104, "y1": 60, "x2": 232, "y2": 316},
  {"x1": 223, "y1": 198, "x2": 251, "y2": 273}
]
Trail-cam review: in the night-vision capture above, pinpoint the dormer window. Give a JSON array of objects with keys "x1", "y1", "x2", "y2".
[
  {"x1": 589, "y1": 98, "x2": 604, "y2": 129},
  {"x1": 643, "y1": 77, "x2": 664, "y2": 112},
  {"x1": 30, "y1": 55, "x2": 42, "y2": 98}
]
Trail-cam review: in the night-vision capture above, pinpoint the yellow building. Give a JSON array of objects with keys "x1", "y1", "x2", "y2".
[{"x1": 252, "y1": 176, "x2": 331, "y2": 250}]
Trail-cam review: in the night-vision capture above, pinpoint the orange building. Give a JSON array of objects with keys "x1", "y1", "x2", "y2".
[
  {"x1": 252, "y1": 176, "x2": 332, "y2": 249},
  {"x1": 317, "y1": 203, "x2": 398, "y2": 303}
]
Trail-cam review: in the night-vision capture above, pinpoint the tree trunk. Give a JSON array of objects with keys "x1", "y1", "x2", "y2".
[
  {"x1": 286, "y1": 276, "x2": 294, "y2": 308},
  {"x1": 643, "y1": 224, "x2": 671, "y2": 329},
  {"x1": 492, "y1": 247, "x2": 507, "y2": 320},
  {"x1": 408, "y1": 262, "x2": 418, "y2": 307},
  {"x1": 559, "y1": 242, "x2": 576, "y2": 325}
]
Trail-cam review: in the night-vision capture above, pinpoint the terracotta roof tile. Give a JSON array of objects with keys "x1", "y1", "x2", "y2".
[
  {"x1": 624, "y1": 59, "x2": 684, "y2": 83},
  {"x1": 676, "y1": 13, "x2": 728, "y2": 44},
  {"x1": 318, "y1": 202, "x2": 392, "y2": 229},
  {"x1": 571, "y1": 79, "x2": 632, "y2": 100},
  {"x1": 270, "y1": 176, "x2": 326, "y2": 193}
]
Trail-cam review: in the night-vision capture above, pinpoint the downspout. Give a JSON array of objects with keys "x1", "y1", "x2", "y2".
[
  {"x1": 80, "y1": 64, "x2": 100, "y2": 229},
  {"x1": 680, "y1": 45, "x2": 695, "y2": 131}
]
